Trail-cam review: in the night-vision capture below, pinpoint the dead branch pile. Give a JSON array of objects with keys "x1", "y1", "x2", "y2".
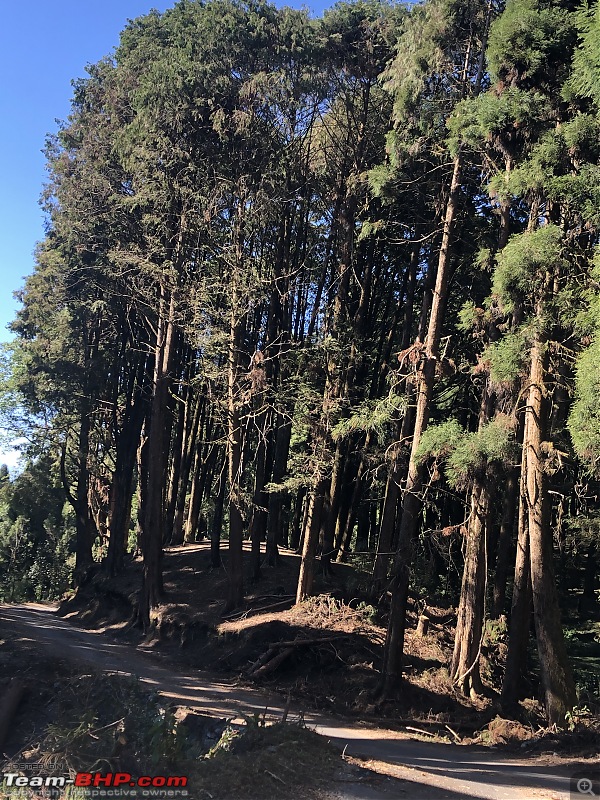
[{"x1": 246, "y1": 634, "x2": 346, "y2": 680}]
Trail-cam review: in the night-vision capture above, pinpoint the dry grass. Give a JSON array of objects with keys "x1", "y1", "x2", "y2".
[
  {"x1": 189, "y1": 722, "x2": 340, "y2": 800},
  {"x1": 220, "y1": 594, "x2": 383, "y2": 638},
  {"x1": 1, "y1": 625, "x2": 347, "y2": 800}
]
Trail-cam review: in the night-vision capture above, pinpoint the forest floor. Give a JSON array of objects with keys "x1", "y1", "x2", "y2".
[
  {"x1": 1, "y1": 602, "x2": 598, "y2": 800},
  {"x1": 56, "y1": 542, "x2": 600, "y2": 749},
  {"x1": 2, "y1": 543, "x2": 598, "y2": 798}
]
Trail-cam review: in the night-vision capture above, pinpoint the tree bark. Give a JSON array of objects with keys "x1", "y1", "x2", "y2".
[
  {"x1": 491, "y1": 469, "x2": 518, "y2": 618},
  {"x1": 380, "y1": 154, "x2": 462, "y2": 697},
  {"x1": 502, "y1": 429, "x2": 532, "y2": 709},
  {"x1": 226, "y1": 214, "x2": 247, "y2": 610},
  {"x1": 266, "y1": 416, "x2": 292, "y2": 565},
  {"x1": 211, "y1": 457, "x2": 227, "y2": 569},
  {"x1": 525, "y1": 336, "x2": 576, "y2": 726},
  {"x1": 105, "y1": 387, "x2": 146, "y2": 574},
  {"x1": 139, "y1": 289, "x2": 176, "y2": 630},
  {"x1": 296, "y1": 478, "x2": 326, "y2": 603},
  {"x1": 171, "y1": 394, "x2": 203, "y2": 546},
  {"x1": 450, "y1": 484, "x2": 489, "y2": 697}
]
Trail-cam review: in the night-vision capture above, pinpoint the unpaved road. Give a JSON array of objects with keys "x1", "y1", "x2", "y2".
[{"x1": 0, "y1": 604, "x2": 584, "y2": 800}]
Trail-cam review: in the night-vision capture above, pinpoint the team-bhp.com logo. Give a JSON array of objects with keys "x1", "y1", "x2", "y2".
[{"x1": 2, "y1": 772, "x2": 188, "y2": 795}]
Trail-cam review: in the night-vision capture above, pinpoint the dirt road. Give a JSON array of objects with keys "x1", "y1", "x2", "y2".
[{"x1": 0, "y1": 604, "x2": 582, "y2": 800}]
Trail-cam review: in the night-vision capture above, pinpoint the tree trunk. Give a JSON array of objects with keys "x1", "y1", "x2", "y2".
[
  {"x1": 525, "y1": 337, "x2": 576, "y2": 726},
  {"x1": 321, "y1": 442, "x2": 346, "y2": 575},
  {"x1": 491, "y1": 469, "x2": 518, "y2": 617},
  {"x1": 289, "y1": 487, "x2": 306, "y2": 552},
  {"x1": 372, "y1": 458, "x2": 401, "y2": 594},
  {"x1": 266, "y1": 416, "x2": 292, "y2": 565},
  {"x1": 139, "y1": 289, "x2": 176, "y2": 630},
  {"x1": 501, "y1": 438, "x2": 532, "y2": 709},
  {"x1": 74, "y1": 407, "x2": 95, "y2": 581},
  {"x1": 296, "y1": 478, "x2": 326, "y2": 604},
  {"x1": 380, "y1": 154, "x2": 462, "y2": 697},
  {"x1": 226, "y1": 231, "x2": 247, "y2": 610},
  {"x1": 249, "y1": 410, "x2": 270, "y2": 582},
  {"x1": 211, "y1": 458, "x2": 226, "y2": 569},
  {"x1": 105, "y1": 388, "x2": 146, "y2": 574},
  {"x1": 450, "y1": 484, "x2": 489, "y2": 697},
  {"x1": 171, "y1": 394, "x2": 203, "y2": 546},
  {"x1": 165, "y1": 382, "x2": 187, "y2": 544}
]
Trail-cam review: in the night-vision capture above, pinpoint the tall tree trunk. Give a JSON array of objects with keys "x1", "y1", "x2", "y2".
[
  {"x1": 501, "y1": 471, "x2": 532, "y2": 709},
  {"x1": 289, "y1": 487, "x2": 306, "y2": 552},
  {"x1": 450, "y1": 483, "x2": 489, "y2": 697},
  {"x1": 249, "y1": 410, "x2": 270, "y2": 582},
  {"x1": 183, "y1": 407, "x2": 215, "y2": 545},
  {"x1": 165, "y1": 384, "x2": 187, "y2": 545},
  {"x1": 296, "y1": 478, "x2": 326, "y2": 603},
  {"x1": 372, "y1": 449, "x2": 401, "y2": 593},
  {"x1": 266, "y1": 416, "x2": 292, "y2": 565},
  {"x1": 321, "y1": 442, "x2": 347, "y2": 575},
  {"x1": 139, "y1": 289, "x2": 176, "y2": 630},
  {"x1": 105, "y1": 388, "x2": 146, "y2": 574},
  {"x1": 450, "y1": 380, "x2": 495, "y2": 697},
  {"x1": 62, "y1": 406, "x2": 95, "y2": 584},
  {"x1": 171, "y1": 394, "x2": 203, "y2": 546},
  {"x1": 380, "y1": 154, "x2": 462, "y2": 697},
  {"x1": 524, "y1": 336, "x2": 576, "y2": 726},
  {"x1": 491, "y1": 469, "x2": 518, "y2": 617},
  {"x1": 211, "y1": 457, "x2": 227, "y2": 569},
  {"x1": 372, "y1": 242, "x2": 427, "y2": 591},
  {"x1": 226, "y1": 203, "x2": 247, "y2": 610},
  {"x1": 295, "y1": 194, "x2": 356, "y2": 602}
]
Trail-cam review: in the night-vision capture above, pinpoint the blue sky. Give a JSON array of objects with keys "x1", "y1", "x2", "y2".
[{"x1": 0, "y1": 0, "x2": 329, "y2": 347}]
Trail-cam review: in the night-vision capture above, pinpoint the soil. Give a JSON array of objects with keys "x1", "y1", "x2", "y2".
[
  {"x1": 59, "y1": 543, "x2": 499, "y2": 733},
  {"x1": 0, "y1": 620, "x2": 397, "y2": 800},
  {"x1": 1, "y1": 519, "x2": 598, "y2": 800},
  {"x1": 58, "y1": 541, "x2": 600, "y2": 752},
  {"x1": 2, "y1": 603, "x2": 597, "y2": 800}
]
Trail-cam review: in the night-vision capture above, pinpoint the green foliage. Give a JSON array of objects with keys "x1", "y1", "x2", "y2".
[
  {"x1": 458, "y1": 301, "x2": 481, "y2": 332},
  {"x1": 415, "y1": 417, "x2": 515, "y2": 488},
  {"x1": 415, "y1": 420, "x2": 464, "y2": 465},
  {"x1": 0, "y1": 456, "x2": 74, "y2": 601},
  {"x1": 38, "y1": 671, "x2": 188, "y2": 773},
  {"x1": 446, "y1": 416, "x2": 516, "y2": 489},
  {"x1": 564, "y1": 3, "x2": 600, "y2": 106},
  {"x1": 487, "y1": 0, "x2": 576, "y2": 92},
  {"x1": 147, "y1": 707, "x2": 187, "y2": 764},
  {"x1": 356, "y1": 600, "x2": 379, "y2": 623},
  {"x1": 483, "y1": 328, "x2": 529, "y2": 384},
  {"x1": 503, "y1": 126, "x2": 600, "y2": 226},
  {"x1": 448, "y1": 89, "x2": 550, "y2": 159},
  {"x1": 569, "y1": 337, "x2": 600, "y2": 474},
  {"x1": 492, "y1": 225, "x2": 564, "y2": 310},
  {"x1": 483, "y1": 615, "x2": 508, "y2": 647},
  {"x1": 331, "y1": 390, "x2": 406, "y2": 442},
  {"x1": 205, "y1": 725, "x2": 243, "y2": 757}
]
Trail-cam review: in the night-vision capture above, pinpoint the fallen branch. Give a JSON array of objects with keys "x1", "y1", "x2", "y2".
[
  {"x1": 264, "y1": 769, "x2": 285, "y2": 785},
  {"x1": 249, "y1": 647, "x2": 295, "y2": 678},
  {"x1": 222, "y1": 598, "x2": 294, "y2": 621},
  {"x1": 247, "y1": 635, "x2": 347, "y2": 678},
  {"x1": 393, "y1": 717, "x2": 477, "y2": 733},
  {"x1": 445, "y1": 724, "x2": 462, "y2": 743},
  {"x1": 405, "y1": 726, "x2": 438, "y2": 738}
]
